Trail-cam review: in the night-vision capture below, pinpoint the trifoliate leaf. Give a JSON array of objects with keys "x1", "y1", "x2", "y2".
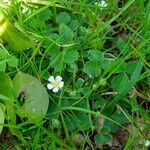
[{"x1": 56, "y1": 12, "x2": 70, "y2": 24}]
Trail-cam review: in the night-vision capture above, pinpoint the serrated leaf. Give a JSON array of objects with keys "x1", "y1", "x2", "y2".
[
  {"x1": 7, "y1": 56, "x2": 18, "y2": 67},
  {"x1": 104, "y1": 58, "x2": 126, "y2": 73},
  {"x1": 111, "y1": 73, "x2": 130, "y2": 95},
  {"x1": 83, "y1": 61, "x2": 101, "y2": 77},
  {"x1": 59, "y1": 25, "x2": 74, "y2": 43},
  {"x1": 56, "y1": 12, "x2": 70, "y2": 24},
  {"x1": 68, "y1": 20, "x2": 79, "y2": 31},
  {"x1": 116, "y1": 38, "x2": 131, "y2": 55},
  {"x1": 50, "y1": 53, "x2": 64, "y2": 72},
  {"x1": 13, "y1": 72, "x2": 49, "y2": 120},
  {"x1": 64, "y1": 48, "x2": 79, "y2": 64},
  {"x1": 88, "y1": 50, "x2": 104, "y2": 62}
]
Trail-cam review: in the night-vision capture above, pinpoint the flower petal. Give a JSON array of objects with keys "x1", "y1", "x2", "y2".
[
  {"x1": 56, "y1": 76, "x2": 62, "y2": 82},
  {"x1": 59, "y1": 81, "x2": 64, "y2": 88},
  {"x1": 48, "y1": 76, "x2": 55, "y2": 83},
  {"x1": 52, "y1": 87, "x2": 59, "y2": 93},
  {"x1": 47, "y1": 83, "x2": 53, "y2": 90}
]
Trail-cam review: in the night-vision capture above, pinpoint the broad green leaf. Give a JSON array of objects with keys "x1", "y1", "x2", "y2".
[
  {"x1": 0, "y1": 11, "x2": 34, "y2": 52},
  {"x1": 13, "y1": 72, "x2": 49, "y2": 120},
  {"x1": 83, "y1": 61, "x2": 101, "y2": 77},
  {"x1": 0, "y1": 103, "x2": 5, "y2": 135}
]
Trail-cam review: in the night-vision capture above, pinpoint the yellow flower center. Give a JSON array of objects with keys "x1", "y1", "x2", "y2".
[{"x1": 53, "y1": 80, "x2": 59, "y2": 88}]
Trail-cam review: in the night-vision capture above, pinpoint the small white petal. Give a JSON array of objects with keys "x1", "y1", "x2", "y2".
[
  {"x1": 52, "y1": 87, "x2": 59, "y2": 93},
  {"x1": 59, "y1": 81, "x2": 64, "y2": 88},
  {"x1": 101, "y1": 0, "x2": 107, "y2": 7},
  {"x1": 56, "y1": 76, "x2": 62, "y2": 82},
  {"x1": 47, "y1": 83, "x2": 54, "y2": 90},
  {"x1": 144, "y1": 140, "x2": 150, "y2": 147},
  {"x1": 48, "y1": 76, "x2": 55, "y2": 83}
]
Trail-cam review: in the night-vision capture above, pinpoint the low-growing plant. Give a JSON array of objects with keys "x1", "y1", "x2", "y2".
[{"x1": 0, "y1": 0, "x2": 150, "y2": 149}]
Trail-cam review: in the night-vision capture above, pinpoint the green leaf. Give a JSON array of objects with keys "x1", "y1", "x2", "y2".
[
  {"x1": 0, "y1": 48, "x2": 18, "y2": 70},
  {"x1": 50, "y1": 53, "x2": 64, "y2": 73},
  {"x1": 75, "y1": 78, "x2": 84, "y2": 89},
  {"x1": 0, "y1": 103, "x2": 5, "y2": 135},
  {"x1": 102, "y1": 58, "x2": 126, "y2": 73},
  {"x1": 0, "y1": 19, "x2": 34, "y2": 52},
  {"x1": 0, "y1": 11, "x2": 34, "y2": 52},
  {"x1": 111, "y1": 73, "x2": 130, "y2": 95},
  {"x1": 0, "y1": 72, "x2": 16, "y2": 125},
  {"x1": 83, "y1": 61, "x2": 101, "y2": 77},
  {"x1": 116, "y1": 38, "x2": 131, "y2": 55},
  {"x1": 28, "y1": 9, "x2": 51, "y2": 29},
  {"x1": 59, "y1": 25, "x2": 74, "y2": 43},
  {"x1": 56, "y1": 12, "x2": 70, "y2": 24},
  {"x1": 68, "y1": 20, "x2": 79, "y2": 31},
  {"x1": 47, "y1": 43, "x2": 60, "y2": 56},
  {"x1": 94, "y1": 133, "x2": 112, "y2": 144},
  {"x1": 129, "y1": 60, "x2": 143, "y2": 87},
  {"x1": 7, "y1": 56, "x2": 18, "y2": 67},
  {"x1": 13, "y1": 72, "x2": 49, "y2": 121},
  {"x1": 88, "y1": 50, "x2": 104, "y2": 62},
  {"x1": 104, "y1": 109, "x2": 129, "y2": 132},
  {"x1": 0, "y1": 72, "x2": 15, "y2": 99},
  {"x1": 64, "y1": 48, "x2": 79, "y2": 64}
]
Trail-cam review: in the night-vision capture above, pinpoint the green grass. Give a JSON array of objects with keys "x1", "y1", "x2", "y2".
[{"x1": 0, "y1": 0, "x2": 150, "y2": 149}]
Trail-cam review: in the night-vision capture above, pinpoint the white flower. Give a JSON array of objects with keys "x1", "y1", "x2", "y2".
[
  {"x1": 47, "y1": 76, "x2": 64, "y2": 93},
  {"x1": 144, "y1": 140, "x2": 150, "y2": 147},
  {"x1": 94, "y1": 0, "x2": 107, "y2": 7}
]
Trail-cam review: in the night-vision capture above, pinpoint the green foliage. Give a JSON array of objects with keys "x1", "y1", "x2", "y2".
[
  {"x1": 0, "y1": 48, "x2": 18, "y2": 71},
  {"x1": 0, "y1": 1, "x2": 149, "y2": 149},
  {"x1": 13, "y1": 72, "x2": 49, "y2": 121},
  {"x1": 56, "y1": 12, "x2": 71, "y2": 25},
  {"x1": 64, "y1": 47, "x2": 79, "y2": 64}
]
